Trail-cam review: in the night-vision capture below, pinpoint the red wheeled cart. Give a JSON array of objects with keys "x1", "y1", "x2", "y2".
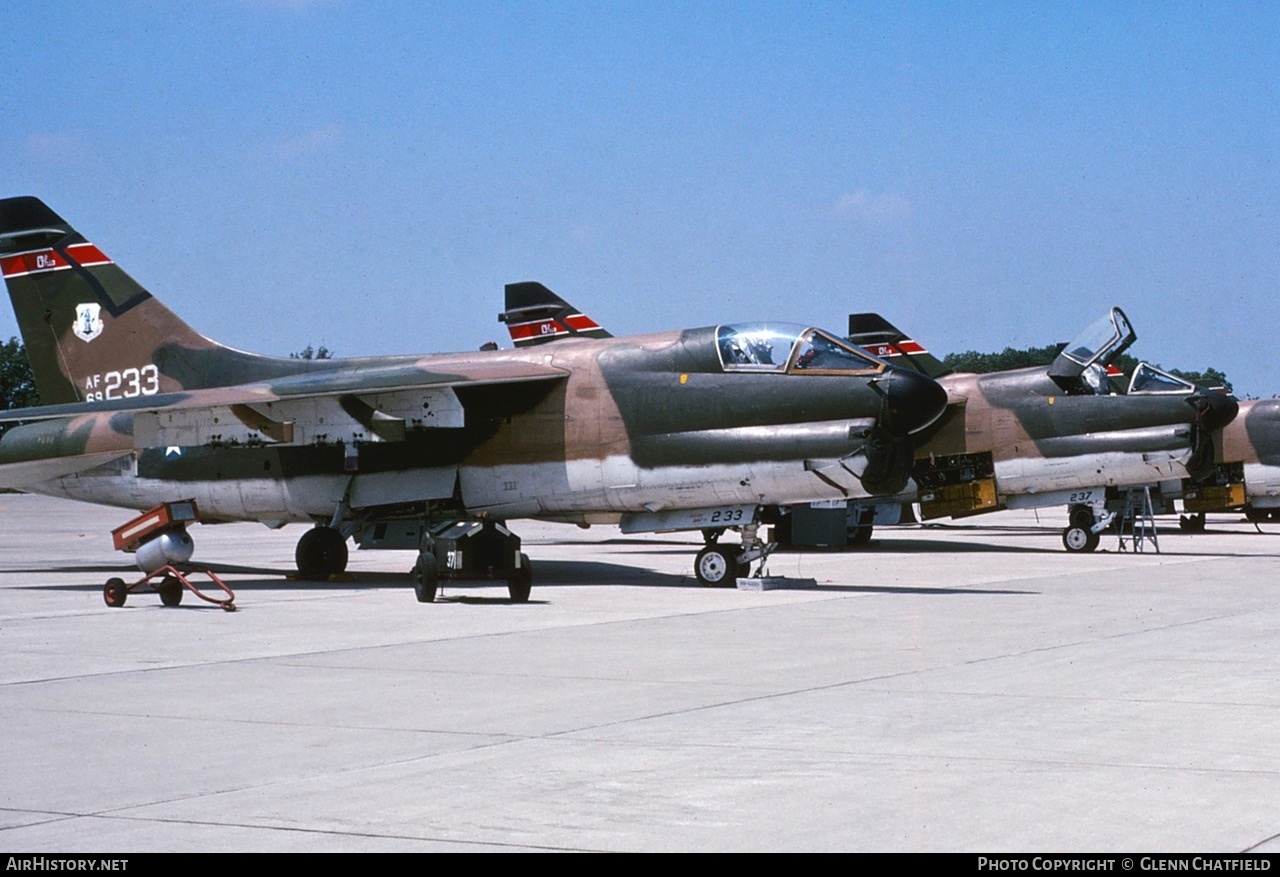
[{"x1": 105, "y1": 500, "x2": 236, "y2": 611}]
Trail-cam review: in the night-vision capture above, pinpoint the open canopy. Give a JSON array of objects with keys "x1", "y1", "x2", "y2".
[{"x1": 1049, "y1": 307, "x2": 1136, "y2": 395}]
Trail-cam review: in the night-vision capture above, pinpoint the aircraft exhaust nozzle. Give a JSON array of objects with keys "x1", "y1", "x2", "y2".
[
  {"x1": 134, "y1": 529, "x2": 194, "y2": 574},
  {"x1": 1188, "y1": 388, "x2": 1239, "y2": 433}
]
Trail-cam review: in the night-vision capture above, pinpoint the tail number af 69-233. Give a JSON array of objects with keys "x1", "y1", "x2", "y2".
[{"x1": 83, "y1": 365, "x2": 160, "y2": 402}]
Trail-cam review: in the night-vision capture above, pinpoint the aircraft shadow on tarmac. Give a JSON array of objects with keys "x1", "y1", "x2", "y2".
[
  {"x1": 8, "y1": 514, "x2": 1279, "y2": 600},
  {"x1": 10, "y1": 556, "x2": 1040, "y2": 598},
  {"x1": 11, "y1": 559, "x2": 668, "y2": 594}
]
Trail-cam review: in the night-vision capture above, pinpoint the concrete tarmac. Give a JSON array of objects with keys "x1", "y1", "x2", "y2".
[{"x1": 2, "y1": 492, "x2": 1279, "y2": 852}]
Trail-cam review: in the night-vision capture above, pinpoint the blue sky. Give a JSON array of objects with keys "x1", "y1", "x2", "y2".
[{"x1": 4, "y1": 1, "x2": 1277, "y2": 394}]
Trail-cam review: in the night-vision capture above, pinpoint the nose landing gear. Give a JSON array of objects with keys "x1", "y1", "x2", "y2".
[
  {"x1": 1062, "y1": 503, "x2": 1110, "y2": 553},
  {"x1": 693, "y1": 519, "x2": 776, "y2": 587}
]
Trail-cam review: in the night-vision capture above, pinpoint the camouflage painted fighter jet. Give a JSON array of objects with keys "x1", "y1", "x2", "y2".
[
  {"x1": 0, "y1": 196, "x2": 949, "y2": 598},
  {"x1": 844, "y1": 311, "x2": 1238, "y2": 551},
  {"x1": 501, "y1": 285, "x2": 1239, "y2": 553}
]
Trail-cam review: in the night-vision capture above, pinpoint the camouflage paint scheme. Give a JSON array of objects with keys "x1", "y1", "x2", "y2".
[
  {"x1": 914, "y1": 366, "x2": 1228, "y2": 498},
  {"x1": 499, "y1": 293, "x2": 1239, "y2": 552},
  {"x1": 1181, "y1": 400, "x2": 1280, "y2": 520},
  {"x1": 0, "y1": 198, "x2": 947, "y2": 569}
]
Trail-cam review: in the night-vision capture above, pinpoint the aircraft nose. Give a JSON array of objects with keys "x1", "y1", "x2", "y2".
[
  {"x1": 1188, "y1": 387, "x2": 1239, "y2": 432},
  {"x1": 880, "y1": 367, "x2": 949, "y2": 435}
]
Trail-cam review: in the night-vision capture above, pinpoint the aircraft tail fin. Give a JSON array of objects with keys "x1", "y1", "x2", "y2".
[
  {"x1": 0, "y1": 196, "x2": 296, "y2": 405},
  {"x1": 498, "y1": 281, "x2": 612, "y2": 348},
  {"x1": 846, "y1": 313, "x2": 949, "y2": 379}
]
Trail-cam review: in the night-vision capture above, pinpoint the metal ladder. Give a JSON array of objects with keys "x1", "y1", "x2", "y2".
[{"x1": 1117, "y1": 486, "x2": 1160, "y2": 553}]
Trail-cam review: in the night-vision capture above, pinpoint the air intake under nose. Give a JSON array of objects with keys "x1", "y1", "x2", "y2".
[
  {"x1": 879, "y1": 367, "x2": 949, "y2": 436},
  {"x1": 1188, "y1": 389, "x2": 1238, "y2": 433}
]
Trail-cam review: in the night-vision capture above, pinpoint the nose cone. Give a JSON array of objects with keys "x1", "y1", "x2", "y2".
[
  {"x1": 882, "y1": 366, "x2": 949, "y2": 435},
  {"x1": 1188, "y1": 387, "x2": 1239, "y2": 432}
]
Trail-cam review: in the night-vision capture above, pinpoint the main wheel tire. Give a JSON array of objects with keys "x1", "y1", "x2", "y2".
[
  {"x1": 104, "y1": 577, "x2": 127, "y2": 608},
  {"x1": 694, "y1": 545, "x2": 741, "y2": 587},
  {"x1": 508, "y1": 553, "x2": 532, "y2": 603},
  {"x1": 413, "y1": 551, "x2": 439, "y2": 603},
  {"x1": 1062, "y1": 525, "x2": 1100, "y2": 553},
  {"x1": 157, "y1": 575, "x2": 183, "y2": 607},
  {"x1": 296, "y1": 526, "x2": 348, "y2": 579}
]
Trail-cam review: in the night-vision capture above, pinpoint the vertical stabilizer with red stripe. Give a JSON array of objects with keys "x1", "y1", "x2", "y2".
[
  {"x1": 498, "y1": 281, "x2": 611, "y2": 348},
  {"x1": 0, "y1": 197, "x2": 300, "y2": 406},
  {"x1": 846, "y1": 313, "x2": 949, "y2": 379}
]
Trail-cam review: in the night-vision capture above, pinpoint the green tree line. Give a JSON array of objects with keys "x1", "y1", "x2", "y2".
[{"x1": 941, "y1": 344, "x2": 1230, "y2": 391}]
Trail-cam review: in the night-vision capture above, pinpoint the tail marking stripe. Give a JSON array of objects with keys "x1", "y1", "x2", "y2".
[
  {"x1": 507, "y1": 314, "x2": 602, "y2": 341},
  {"x1": 860, "y1": 340, "x2": 927, "y2": 358},
  {"x1": 1, "y1": 243, "x2": 112, "y2": 279}
]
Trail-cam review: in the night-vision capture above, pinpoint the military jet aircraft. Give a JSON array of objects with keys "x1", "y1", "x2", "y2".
[
  {"x1": 0, "y1": 196, "x2": 948, "y2": 598},
  {"x1": 843, "y1": 311, "x2": 1239, "y2": 551},
  {"x1": 500, "y1": 284, "x2": 1239, "y2": 553}
]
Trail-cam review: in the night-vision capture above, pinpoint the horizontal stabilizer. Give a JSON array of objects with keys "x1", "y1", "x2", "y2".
[{"x1": 0, "y1": 450, "x2": 130, "y2": 489}]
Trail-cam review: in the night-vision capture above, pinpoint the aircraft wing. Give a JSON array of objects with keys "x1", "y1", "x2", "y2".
[{"x1": 0, "y1": 360, "x2": 570, "y2": 449}]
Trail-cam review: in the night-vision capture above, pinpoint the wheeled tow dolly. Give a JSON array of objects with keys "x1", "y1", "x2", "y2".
[
  {"x1": 411, "y1": 518, "x2": 532, "y2": 603},
  {"x1": 105, "y1": 500, "x2": 236, "y2": 611}
]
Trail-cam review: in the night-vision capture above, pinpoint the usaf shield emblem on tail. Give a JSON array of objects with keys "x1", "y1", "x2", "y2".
[{"x1": 73, "y1": 303, "x2": 103, "y2": 343}]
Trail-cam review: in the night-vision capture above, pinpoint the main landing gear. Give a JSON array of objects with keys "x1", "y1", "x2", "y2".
[
  {"x1": 297, "y1": 486, "x2": 354, "y2": 579},
  {"x1": 693, "y1": 518, "x2": 775, "y2": 587},
  {"x1": 296, "y1": 526, "x2": 349, "y2": 578}
]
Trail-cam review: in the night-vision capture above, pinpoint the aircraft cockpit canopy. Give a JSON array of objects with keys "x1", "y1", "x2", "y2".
[
  {"x1": 717, "y1": 324, "x2": 885, "y2": 374},
  {"x1": 1059, "y1": 309, "x2": 1135, "y2": 368},
  {"x1": 1049, "y1": 307, "x2": 1137, "y2": 395},
  {"x1": 1126, "y1": 363, "x2": 1196, "y2": 395}
]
